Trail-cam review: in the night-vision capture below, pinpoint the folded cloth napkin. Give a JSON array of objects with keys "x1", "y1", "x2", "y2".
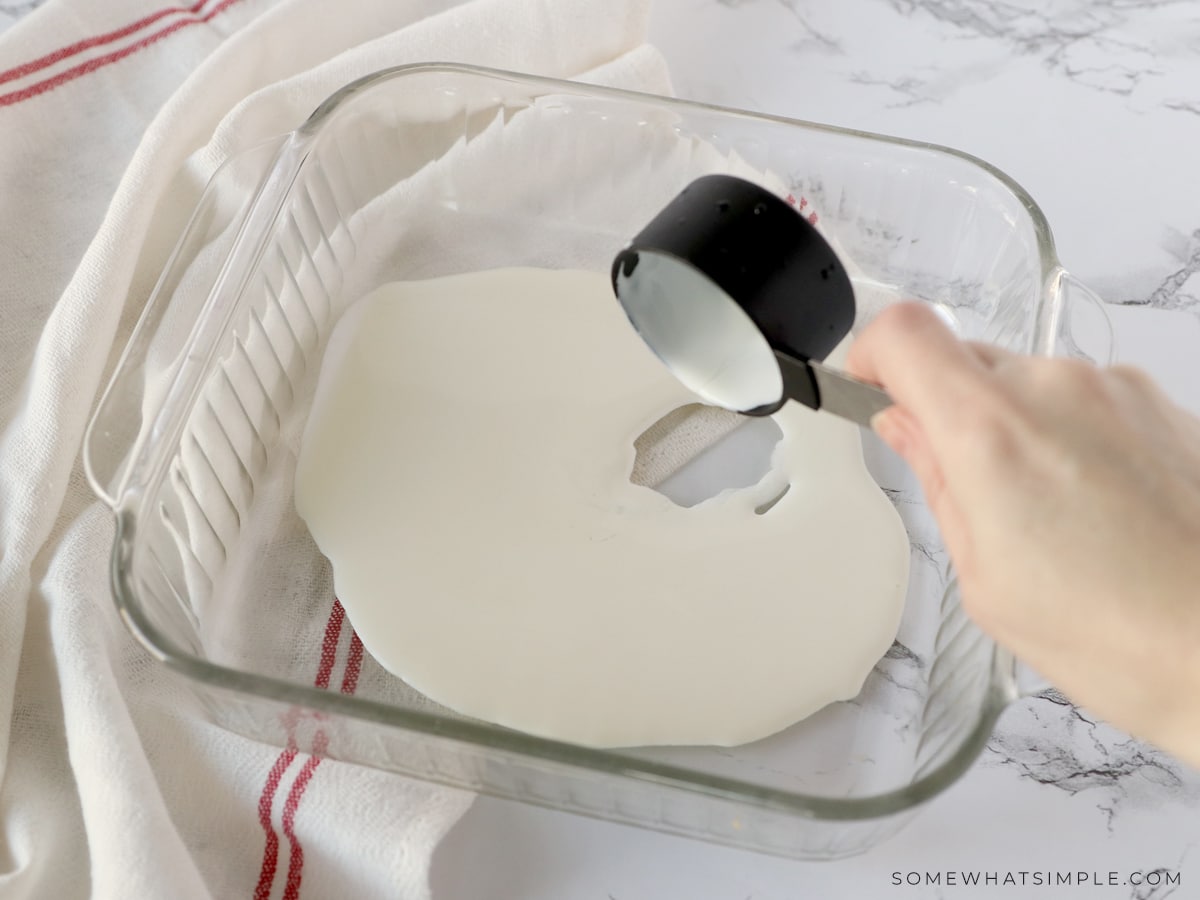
[{"x1": 0, "y1": 0, "x2": 670, "y2": 897}]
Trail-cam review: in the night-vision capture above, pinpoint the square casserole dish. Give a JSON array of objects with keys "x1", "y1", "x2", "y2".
[{"x1": 84, "y1": 63, "x2": 1113, "y2": 860}]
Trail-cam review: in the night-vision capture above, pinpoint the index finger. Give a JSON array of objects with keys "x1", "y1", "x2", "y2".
[{"x1": 845, "y1": 302, "x2": 998, "y2": 442}]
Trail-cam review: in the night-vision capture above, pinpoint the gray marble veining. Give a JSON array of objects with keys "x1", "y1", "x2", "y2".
[
  {"x1": 882, "y1": 0, "x2": 1189, "y2": 82},
  {"x1": 755, "y1": 0, "x2": 1200, "y2": 131},
  {"x1": 986, "y1": 689, "x2": 1192, "y2": 825},
  {"x1": 1125, "y1": 227, "x2": 1200, "y2": 312}
]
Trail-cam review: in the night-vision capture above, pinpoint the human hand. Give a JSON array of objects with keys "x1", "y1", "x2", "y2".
[{"x1": 847, "y1": 303, "x2": 1200, "y2": 767}]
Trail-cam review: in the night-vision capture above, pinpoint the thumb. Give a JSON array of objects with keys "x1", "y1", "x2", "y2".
[
  {"x1": 873, "y1": 406, "x2": 973, "y2": 570},
  {"x1": 872, "y1": 406, "x2": 941, "y2": 497}
]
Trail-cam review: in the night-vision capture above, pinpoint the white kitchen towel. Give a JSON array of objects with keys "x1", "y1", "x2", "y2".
[{"x1": 0, "y1": 0, "x2": 670, "y2": 897}]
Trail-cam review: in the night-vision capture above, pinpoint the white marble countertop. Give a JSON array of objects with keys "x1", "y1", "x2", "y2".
[
  {"x1": 4, "y1": 0, "x2": 1198, "y2": 897},
  {"x1": 434, "y1": 2, "x2": 1200, "y2": 898}
]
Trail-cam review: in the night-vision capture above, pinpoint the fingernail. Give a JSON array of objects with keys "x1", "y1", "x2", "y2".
[{"x1": 871, "y1": 408, "x2": 908, "y2": 457}]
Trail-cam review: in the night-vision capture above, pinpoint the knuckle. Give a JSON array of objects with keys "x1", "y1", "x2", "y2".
[
  {"x1": 876, "y1": 301, "x2": 933, "y2": 333},
  {"x1": 1010, "y1": 357, "x2": 1106, "y2": 402},
  {"x1": 1107, "y1": 363, "x2": 1157, "y2": 393},
  {"x1": 849, "y1": 302, "x2": 942, "y2": 378},
  {"x1": 1058, "y1": 357, "x2": 1106, "y2": 389}
]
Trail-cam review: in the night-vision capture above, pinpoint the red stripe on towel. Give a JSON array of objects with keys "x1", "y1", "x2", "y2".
[
  {"x1": 252, "y1": 595, "x2": 366, "y2": 898},
  {"x1": 252, "y1": 745, "x2": 299, "y2": 900},
  {"x1": 253, "y1": 597, "x2": 362, "y2": 898},
  {"x1": 315, "y1": 598, "x2": 346, "y2": 690},
  {"x1": 280, "y1": 730, "x2": 330, "y2": 900},
  {"x1": 0, "y1": 0, "x2": 211, "y2": 87},
  {"x1": 0, "y1": 0, "x2": 244, "y2": 108},
  {"x1": 340, "y1": 630, "x2": 364, "y2": 695}
]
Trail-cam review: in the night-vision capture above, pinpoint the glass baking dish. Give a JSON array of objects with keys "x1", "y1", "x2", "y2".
[{"x1": 84, "y1": 63, "x2": 1113, "y2": 860}]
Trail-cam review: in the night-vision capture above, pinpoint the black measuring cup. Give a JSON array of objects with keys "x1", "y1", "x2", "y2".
[{"x1": 611, "y1": 174, "x2": 891, "y2": 425}]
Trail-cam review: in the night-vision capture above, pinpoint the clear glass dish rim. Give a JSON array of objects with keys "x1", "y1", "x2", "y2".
[{"x1": 103, "y1": 61, "x2": 1059, "y2": 822}]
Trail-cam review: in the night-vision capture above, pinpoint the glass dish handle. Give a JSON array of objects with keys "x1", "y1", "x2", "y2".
[
  {"x1": 84, "y1": 137, "x2": 288, "y2": 509},
  {"x1": 1045, "y1": 267, "x2": 1116, "y2": 365}
]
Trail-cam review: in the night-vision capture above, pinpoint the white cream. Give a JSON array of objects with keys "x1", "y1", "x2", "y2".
[{"x1": 295, "y1": 268, "x2": 909, "y2": 749}]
